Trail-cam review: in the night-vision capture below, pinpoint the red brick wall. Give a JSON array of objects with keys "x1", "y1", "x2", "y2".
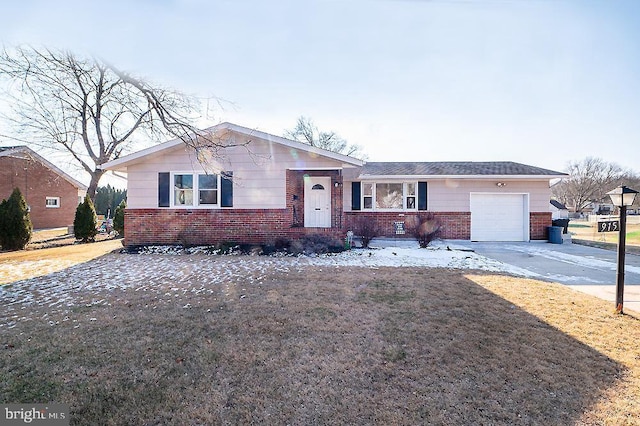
[
  {"x1": 0, "y1": 157, "x2": 79, "y2": 229},
  {"x1": 344, "y1": 211, "x2": 471, "y2": 239},
  {"x1": 124, "y1": 209, "x2": 344, "y2": 247},
  {"x1": 125, "y1": 209, "x2": 552, "y2": 246},
  {"x1": 530, "y1": 212, "x2": 552, "y2": 240}
]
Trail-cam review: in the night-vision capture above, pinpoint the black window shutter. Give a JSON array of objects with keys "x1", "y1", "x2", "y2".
[
  {"x1": 418, "y1": 182, "x2": 428, "y2": 210},
  {"x1": 158, "y1": 172, "x2": 170, "y2": 207},
  {"x1": 221, "y1": 171, "x2": 233, "y2": 207},
  {"x1": 351, "y1": 182, "x2": 361, "y2": 210}
]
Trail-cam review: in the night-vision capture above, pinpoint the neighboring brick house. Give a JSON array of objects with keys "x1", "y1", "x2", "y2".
[
  {"x1": 101, "y1": 122, "x2": 566, "y2": 247},
  {"x1": 0, "y1": 146, "x2": 87, "y2": 229}
]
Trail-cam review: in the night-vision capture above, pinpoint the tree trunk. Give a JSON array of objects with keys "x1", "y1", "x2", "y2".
[{"x1": 87, "y1": 169, "x2": 106, "y2": 202}]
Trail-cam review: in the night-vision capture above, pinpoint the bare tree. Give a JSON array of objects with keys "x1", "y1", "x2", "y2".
[
  {"x1": 284, "y1": 116, "x2": 366, "y2": 159},
  {"x1": 552, "y1": 157, "x2": 634, "y2": 212},
  {"x1": 0, "y1": 45, "x2": 230, "y2": 199}
]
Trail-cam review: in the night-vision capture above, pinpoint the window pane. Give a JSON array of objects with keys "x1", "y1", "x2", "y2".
[
  {"x1": 175, "y1": 190, "x2": 193, "y2": 205},
  {"x1": 363, "y1": 183, "x2": 373, "y2": 196},
  {"x1": 406, "y1": 183, "x2": 416, "y2": 196},
  {"x1": 199, "y1": 190, "x2": 218, "y2": 205},
  {"x1": 198, "y1": 174, "x2": 217, "y2": 190},
  {"x1": 364, "y1": 196, "x2": 373, "y2": 209},
  {"x1": 174, "y1": 174, "x2": 193, "y2": 205},
  {"x1": 376, "y1": 183, "x2": 403, "y2": 209},
  {"x1": 407, "y1": 197, "x2": 416, "y2": 209}
]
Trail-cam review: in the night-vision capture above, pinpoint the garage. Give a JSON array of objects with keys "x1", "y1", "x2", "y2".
[{"x1": 470, "y1": 193, "x2": 529, "y2": 242}]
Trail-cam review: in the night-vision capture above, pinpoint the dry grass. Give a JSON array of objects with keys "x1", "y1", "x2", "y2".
[
  {"x1": 570, "y1": 221, "x2": 640, "y2": 247},
  {"x1": 0, "y1": 239, "x2": 123, "y2": 284},
  {"x1": 29, "y1": 227, "x2": 70, "y2": 243},
  {"x1": 2, "y1": 260, "x2": 640, "y2": 425},
  {"x1": 467, "y1": 274, "x2": 640, "y2": 425}
]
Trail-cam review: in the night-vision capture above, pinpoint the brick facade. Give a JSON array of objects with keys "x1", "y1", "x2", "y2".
[
  {"x1": 0, "y1": 156, "x2": 81, "y2": 229},
  {"x1": 124, "y1": 208, "x2": 345, "y2": 247},
  {"x1": 125, "y1": 208, "x2": 551, "y2": 246},
  {"x1": 530, "y1": 211, "x2": 552, "y2": 240},
  {"x1": 344, "y1": 211, "x2": 471, "y2": 239}
]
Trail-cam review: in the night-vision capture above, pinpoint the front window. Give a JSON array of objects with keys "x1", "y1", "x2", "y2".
[
  {"x1": 405, "y1": 183, "x2": 416, "y2": 209},
  {"x1": 174, "y1": 174, "x2": 193, "y2": 206},
  {"x1": 172, "y1": 173, "x2": 221, "y2": 207},
  {"x1": 198, "y1": 174, "x2": 218, "y2": 205},
  {"x1": 376, "y1": 183, "x2": 403, "y2": 209},
  {"x1": 363, "y1": 183, "x2": 373, "y2": 209},
  {"x1": 362, "y1": 182, "x2": 418, "y2": 210}
]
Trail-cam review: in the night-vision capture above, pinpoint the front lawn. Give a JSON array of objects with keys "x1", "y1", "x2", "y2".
[
  {"x1": 1, "y1": 256, "x2": 639, "y2": 425},
  {"x1": 570, "y1": 220, "x2": 640, "y2": 247}
]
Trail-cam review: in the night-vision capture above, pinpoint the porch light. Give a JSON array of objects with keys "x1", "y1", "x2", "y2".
[
  {"x1": 607, "y1": 185, "x2": 638, "y2": 208},
  {"x1": 606, "y1": 185, "x2": 639, "y2": 314}
]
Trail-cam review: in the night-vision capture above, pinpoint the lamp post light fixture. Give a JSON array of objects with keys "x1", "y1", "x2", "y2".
[{"x1": 606, "y1": 185, "x2": 639, "y2": 314}]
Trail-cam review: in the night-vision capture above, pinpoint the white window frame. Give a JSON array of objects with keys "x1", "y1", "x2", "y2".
[
  {"x1": 361, "y1": 181, "x2": 419, "y2": 211},
  {"x1": 170, "y1": 172, "x2": 221, "y2": 208},
  {"x1": 405, "y1": 182, "x2": 417, "y2": 210},
  {"x1": 45, "y1": 196, "x2": 60, "y2": 208}
]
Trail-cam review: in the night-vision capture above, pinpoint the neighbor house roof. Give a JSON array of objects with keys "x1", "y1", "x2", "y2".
[
  {"x1": 0, "y1": 146, "x2": 88, "y2": 190},
  {"x1": 550, "y1": 200, "x2": 568, "y2": 210},
  {"x1": 359, "y1": 161, "x2": 567, "y2": 179},
  {"x1": 101, "y1": 122, "x2": 365, "y2": 171}
]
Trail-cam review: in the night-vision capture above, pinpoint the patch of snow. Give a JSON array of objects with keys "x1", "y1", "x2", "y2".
[{"x1": 545, "y1": 274, "x2": 601, "y2": 284}]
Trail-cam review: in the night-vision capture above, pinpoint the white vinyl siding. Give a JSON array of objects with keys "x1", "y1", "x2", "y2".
[{"x1": 124, "y1": 138, "x2": 352, "y2": 209}]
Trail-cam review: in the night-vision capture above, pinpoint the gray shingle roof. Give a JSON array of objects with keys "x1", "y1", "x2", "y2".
[{"x1": 361, "y1": 161, "x2": 566, "y2": 176}]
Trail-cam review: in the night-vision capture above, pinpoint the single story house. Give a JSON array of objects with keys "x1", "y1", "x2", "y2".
[
  {"x1": 101, "y1": 122, "x2": 567, "y2": 247},
  {"x1": 0, "y1": 146, "x2": 87, "y2": 229}
]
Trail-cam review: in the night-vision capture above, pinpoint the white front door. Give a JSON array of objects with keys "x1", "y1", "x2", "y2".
[{"x1": 304, "y1": 177, "x2": 331, "y2": 228}]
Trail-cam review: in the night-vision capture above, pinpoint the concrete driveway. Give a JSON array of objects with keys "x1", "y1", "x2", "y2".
[{"x1": 450, "y1": 240, "x2": 640, "y2": 314}]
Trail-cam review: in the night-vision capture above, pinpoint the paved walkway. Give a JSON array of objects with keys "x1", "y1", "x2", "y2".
[{"x1": 449, "y1": 240, "x2": 640, "y2": 314}]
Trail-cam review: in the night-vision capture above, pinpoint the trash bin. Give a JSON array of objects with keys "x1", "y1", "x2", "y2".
[
  {"x1": 547, "y1": 226, "x2": 563, "y2": 244},
  {"x1": 552, "y1": 218, "x2": 570, "y2": 234}
]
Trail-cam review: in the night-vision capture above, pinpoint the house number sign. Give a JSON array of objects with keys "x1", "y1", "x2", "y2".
[{"x1": 598, "y1": 220, "x2": 620, "y2": 233}]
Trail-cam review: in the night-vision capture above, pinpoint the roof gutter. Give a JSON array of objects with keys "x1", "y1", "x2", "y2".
[{"x1": 358, "y1": 174, "x2": 568, "y2": 180}]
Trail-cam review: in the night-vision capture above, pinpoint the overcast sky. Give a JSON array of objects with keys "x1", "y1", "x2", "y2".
[{"x1": 1, "y1": 0, "x2": 639, "y2": 181}]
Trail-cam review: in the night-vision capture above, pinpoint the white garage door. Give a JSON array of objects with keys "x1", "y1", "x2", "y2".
[{"x1": 470, "y1": 193, "x2": 529, "y2": 242}]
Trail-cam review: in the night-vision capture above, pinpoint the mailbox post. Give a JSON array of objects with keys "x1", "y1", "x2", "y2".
[{"x1": 606, "y1": 186, "x2": 639, "y2": 314}]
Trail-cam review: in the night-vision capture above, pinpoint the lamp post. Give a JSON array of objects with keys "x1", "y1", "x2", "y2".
[{"x1": 606, "y1": 185, "x2": 639, "y2": 314}]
